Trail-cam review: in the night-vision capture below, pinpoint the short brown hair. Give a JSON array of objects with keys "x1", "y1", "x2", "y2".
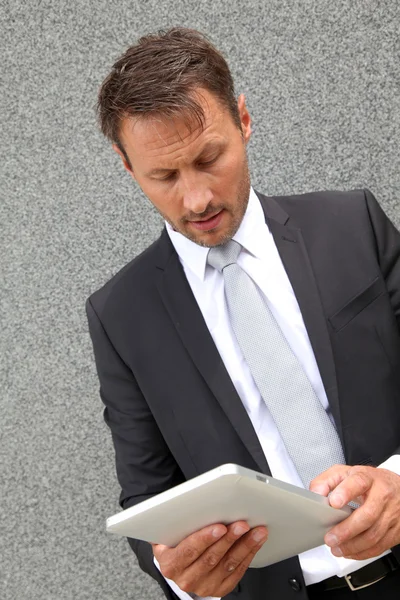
[{"x1": 96, "y1": 27, "x2": 241, "y2": 169}]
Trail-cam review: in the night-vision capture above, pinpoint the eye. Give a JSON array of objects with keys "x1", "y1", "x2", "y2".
[
  {"x1": 198, "y1": 156, "x2": 218, "y2": 168},
  {"x1": 158, "y1": 172, "x2": 177, "y2": 182}
]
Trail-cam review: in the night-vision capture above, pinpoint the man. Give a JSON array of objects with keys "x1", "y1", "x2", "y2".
[{"x1": 86, "y1": 27, "x2": 400, "y2": 599}]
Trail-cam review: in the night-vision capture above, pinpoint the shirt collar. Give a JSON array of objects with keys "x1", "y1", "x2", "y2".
[{"x1": 166, "y1": 186, "x2": 268, "y2": 281}]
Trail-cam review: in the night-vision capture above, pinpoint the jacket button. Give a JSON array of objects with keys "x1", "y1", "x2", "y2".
[{"x1": 288, "y1": 578, "x2": 301, "y2": 592}]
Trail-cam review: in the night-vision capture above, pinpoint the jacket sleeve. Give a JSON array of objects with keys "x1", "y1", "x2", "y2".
[
  {"x1": 364, "y1": 188, "x2": 400, "y2": 331},
  {"x1": 86, "y1": 296, "x2": 184, "y2": 600},
  {"x1": 365, "y1": 189, "x2": 400, "y2": 565}
]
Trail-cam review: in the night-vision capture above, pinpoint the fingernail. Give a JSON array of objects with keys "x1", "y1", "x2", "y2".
[
  {"x1": 212, "y1": 526, "x2": 225, "y2": 538},
  {"x1": 233, "y1": 524, "x2": 248, "y2": 535},
  {"x1": 330, "y1": 494, "x2": 344, "y2": 508},
  {"x1": 332, "y1": 546, "x2": 343, "y2": 557},
  {"x1": 311, "y1": 485, "x2": 326, "y2": 495},
  {"x1": 325, "y1": 533, "x2": 339, "y2": 547},
  {"x1": 253, "y1": 529, "x2": 267, "y2": 542}
]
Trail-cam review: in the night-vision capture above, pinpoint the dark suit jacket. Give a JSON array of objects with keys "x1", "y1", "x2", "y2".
[{"x1": 86, "y1": 188, "x2": 400, "y2": 600}]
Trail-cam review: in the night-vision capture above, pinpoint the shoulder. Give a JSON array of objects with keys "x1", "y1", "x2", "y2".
[
  {"x1": 271, "y1": 187, "x2": 368, "y2": 212},
  {"x1": 86, "y1": 230, "x2": 170, "y2": 317},
  {"x1": 257, "y1": 188, "x2": 375, "y2": 228}
]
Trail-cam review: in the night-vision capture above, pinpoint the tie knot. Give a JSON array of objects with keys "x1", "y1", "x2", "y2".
[{"x1": 207, "y1": 239, "x2": 242, "y2": 272}]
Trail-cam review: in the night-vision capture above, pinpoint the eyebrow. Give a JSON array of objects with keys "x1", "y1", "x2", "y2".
[{"x1": 145, "y1": 140, "x2": 225, "y2": 177}]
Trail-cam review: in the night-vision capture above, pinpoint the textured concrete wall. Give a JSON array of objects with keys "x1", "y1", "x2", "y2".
[{"x1": 1, "y1": 1, "x2": 399, "y2": 599}]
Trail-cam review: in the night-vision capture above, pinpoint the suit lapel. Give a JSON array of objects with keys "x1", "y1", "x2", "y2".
[
  {"x1": 257, "y1": 192, "x2": 343, "y2": 443},
  {"x1": 155, "y1": 231, "x2": 270, "y2": 474},
  {"x1": 154, "y1": 187, "x2": 343, "y2": 471}
]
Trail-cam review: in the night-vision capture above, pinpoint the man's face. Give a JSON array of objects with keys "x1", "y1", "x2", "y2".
[{"x1": 113, "y1": 88, "x2": 252, "y2": 247}]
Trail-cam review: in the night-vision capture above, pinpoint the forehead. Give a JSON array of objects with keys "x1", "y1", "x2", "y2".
[{"x1": 120, "y1": 90, "x2": 231, "y2": 161}]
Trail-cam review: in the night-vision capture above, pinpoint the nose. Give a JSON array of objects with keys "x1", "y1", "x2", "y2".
[{"x1": 181, "y1": 173, "x2": 213, "y2": 215}]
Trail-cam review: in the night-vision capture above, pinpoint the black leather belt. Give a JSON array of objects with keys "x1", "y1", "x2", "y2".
[{"x1": 308, "y1": 554, "x2": 399, "y2": 593}]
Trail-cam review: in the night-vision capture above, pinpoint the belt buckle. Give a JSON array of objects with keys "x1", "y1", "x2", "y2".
[{"x1": 344, "y1": 572, "x2": 387, "y2": 591}]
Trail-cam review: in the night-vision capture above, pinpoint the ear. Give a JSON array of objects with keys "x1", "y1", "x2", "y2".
[
  {"x1": 237, "y1": 94, "x2": 252, "y2": 143},
  {"x1": 112, "y1": 143, "x2": 136, "y2": 179}
]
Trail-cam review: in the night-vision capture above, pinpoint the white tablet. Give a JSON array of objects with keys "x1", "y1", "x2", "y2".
[{"x1": 106, "y1": 463, "x2": 352, "y2": 568}]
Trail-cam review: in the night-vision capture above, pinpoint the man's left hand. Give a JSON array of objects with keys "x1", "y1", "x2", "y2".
[{"x1": 310, "y1": 465, "x2": 400, "y2": 560}]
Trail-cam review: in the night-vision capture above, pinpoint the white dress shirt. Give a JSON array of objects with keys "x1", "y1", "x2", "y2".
[{"x1": 153, "y1": 186, "x2": 400, "y2": 600}]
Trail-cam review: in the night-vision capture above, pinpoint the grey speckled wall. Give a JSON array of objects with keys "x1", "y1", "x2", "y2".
[{"x1": 1, "y1": 1, "x2": 399, "y2": 599}]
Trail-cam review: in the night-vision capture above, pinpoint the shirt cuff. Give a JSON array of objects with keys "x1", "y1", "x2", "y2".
[
  {"x1": 153, "y1": 555, "x2": 221, "y2": 600},
  {"x1": 377, "y1": 455, "x2": 400, "y2": 476}
]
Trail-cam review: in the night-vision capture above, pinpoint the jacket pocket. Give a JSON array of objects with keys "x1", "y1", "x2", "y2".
[{"x1": 328, "y1": 276, "x2": 385, "y2": 332}]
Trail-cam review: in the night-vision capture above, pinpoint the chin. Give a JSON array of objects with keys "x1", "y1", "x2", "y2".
[{"x1": 194, "y1": 229, "x2": 236, "y2": 248}]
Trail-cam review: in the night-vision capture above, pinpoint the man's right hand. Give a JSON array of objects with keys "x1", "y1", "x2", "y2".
[{"x1": 152, "y1": 521, "x2": 268, "y2": 597}]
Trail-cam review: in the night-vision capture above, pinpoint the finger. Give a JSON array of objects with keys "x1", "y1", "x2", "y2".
[
  {"x1": 219, "y1": 526, "x2": 268, "y2": 579},
  {"x1": 151, "y1": 542, "x2": 169, "y2": 553},
  {"x1": 195, "y1": 530, "x2": 268, "y2": 598},
  {"x1": 309, "y1": 464, "x2": 350, "y2": 496},
  {"x1": 179, "y1": 521, "x2": 254, "y2": 580},
  {"x1": 327, "y1": 467, "x2": 374, "y2": 509},
  {"x1": 339, "y1": 525, "x2": 397, "y2": 561},
  {"x1": 170, "y1": 521, "x2": 255, "y2": 596},
  {"x1": 151, "y1": 542, "x2": 174, "y2": 564},
  {"x1": 156, "y1": 522, "x2": 228, "y2": 579},
  {"x1": 179, "y1": 522, "x2": 229, "y2": 563},
  {"x1": 325, "y1": 496, "x2": 385, "y2": 550},
  {"x1": 330, "y1": 512, "x2": 388, "y2": 558},
  {"x1": 218, "y1": 537, "x2": 268, "y2": 598}
]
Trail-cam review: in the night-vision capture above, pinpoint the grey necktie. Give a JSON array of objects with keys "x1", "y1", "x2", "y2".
[{"x1": 207, "y1": 239, "x2": 345, "y2": 490}]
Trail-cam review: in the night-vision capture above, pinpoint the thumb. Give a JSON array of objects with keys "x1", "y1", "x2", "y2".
[
  {"x1": 309, "y1": 465, "x2": 350, "y2": 496},
  {"x1": 151, "y1": 542, "x2": 170, "y2": 557},
  {"x1": 310, "y1": 482, "x2": 331, "y2": 496}
]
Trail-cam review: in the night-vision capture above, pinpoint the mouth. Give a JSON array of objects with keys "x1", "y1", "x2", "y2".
[{"x1": 188, "y1": 210, "x2": 224, "y2": 232}]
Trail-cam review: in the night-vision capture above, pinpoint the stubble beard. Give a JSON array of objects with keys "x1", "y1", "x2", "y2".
[{"x1": 163, "y1": 157, "x2": 252, "y2": 248}]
